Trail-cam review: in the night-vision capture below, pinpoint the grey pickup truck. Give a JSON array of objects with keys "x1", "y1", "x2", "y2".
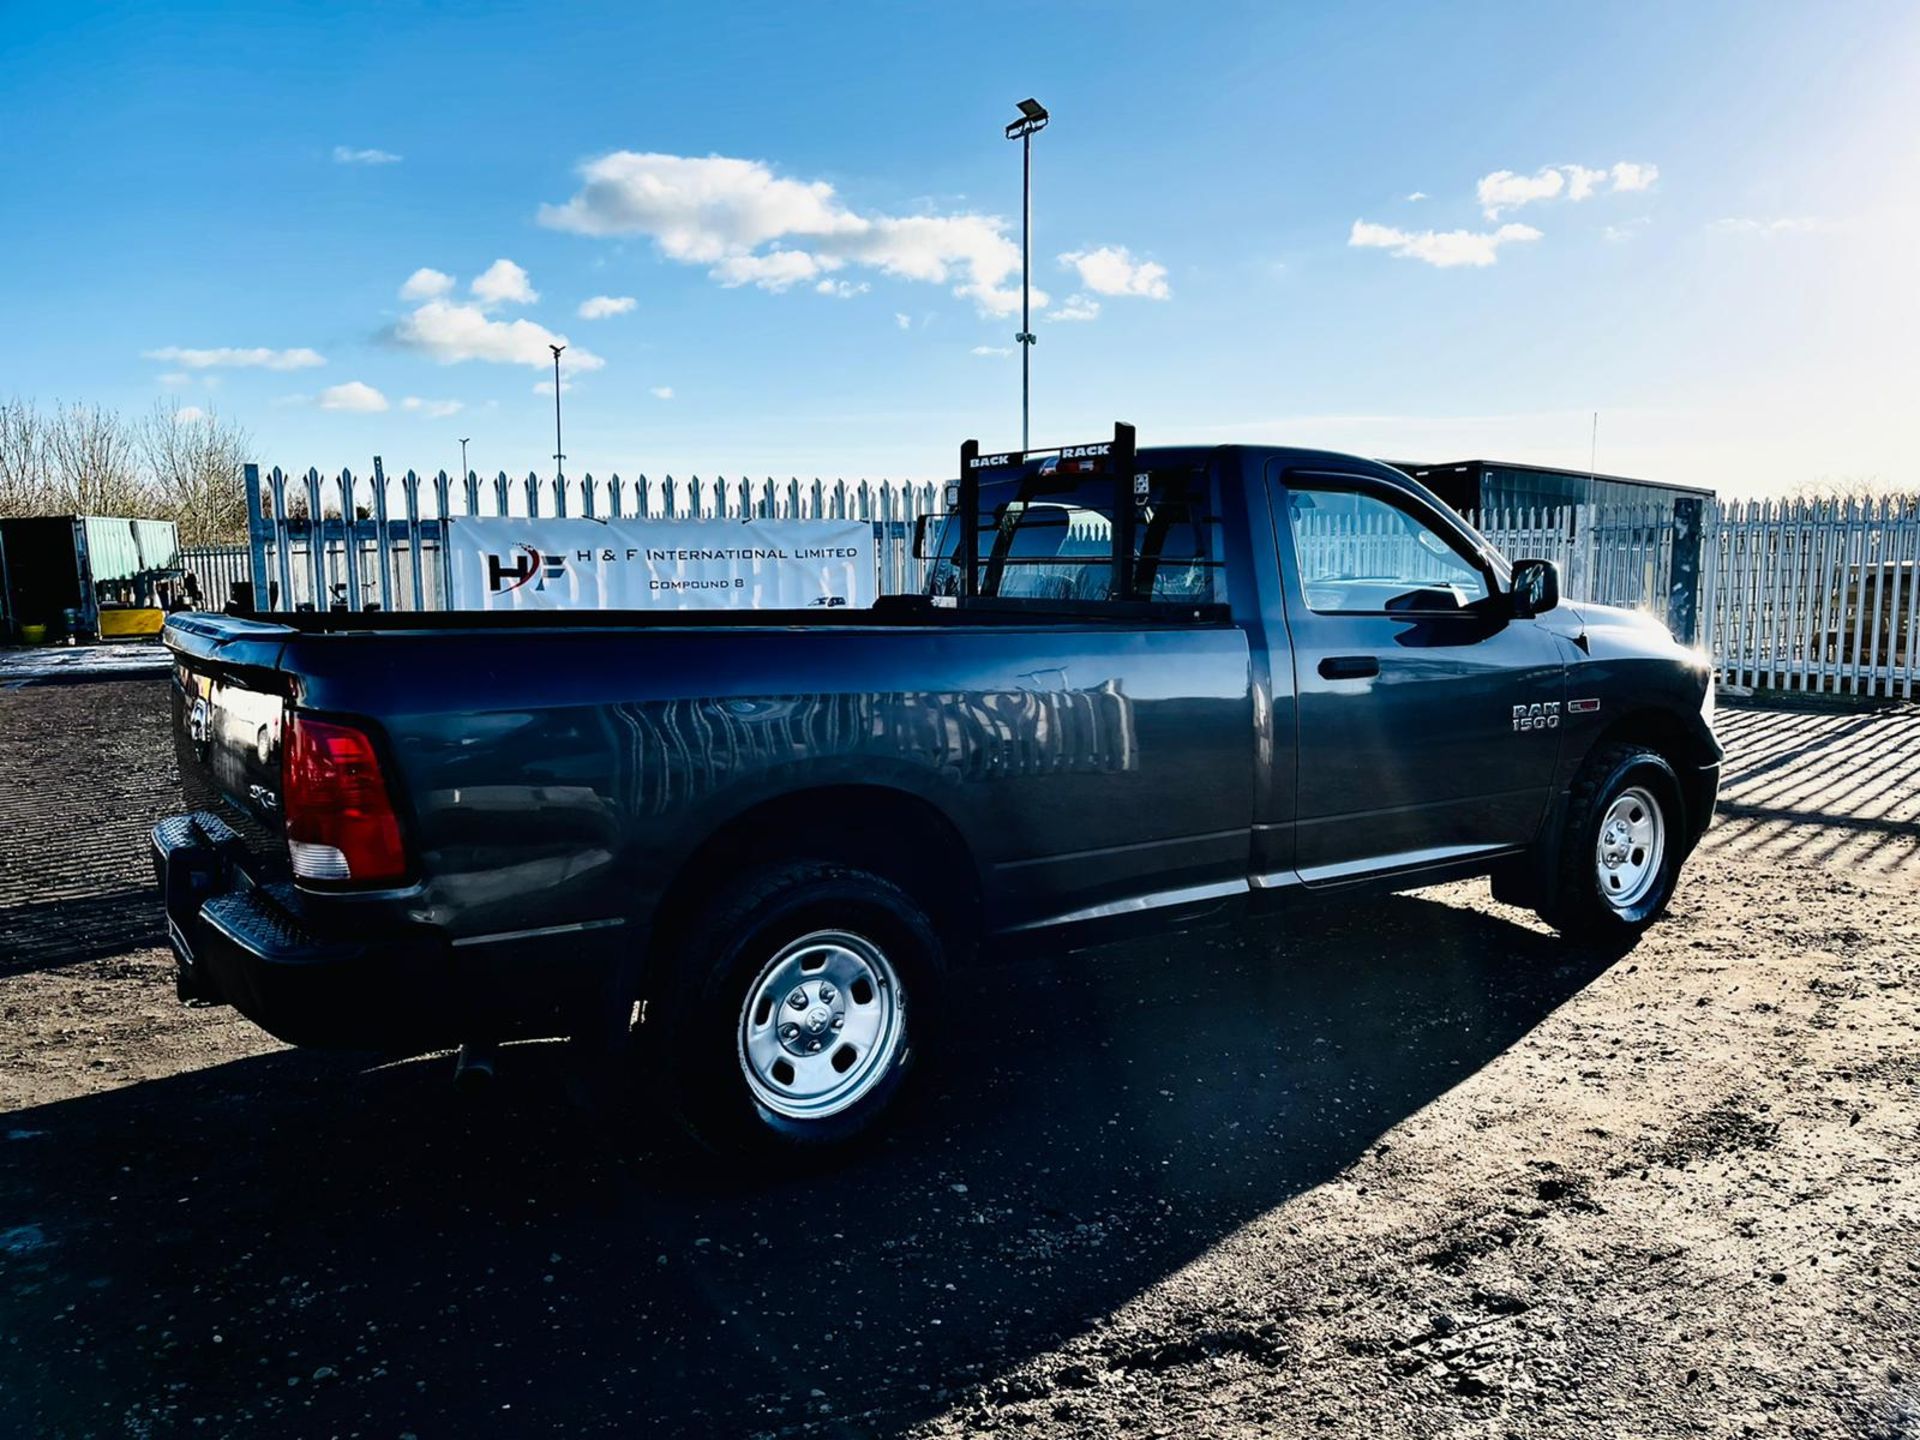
[{"x1": 154, "y1": 425, "x2": 1721, "y2": 1153}]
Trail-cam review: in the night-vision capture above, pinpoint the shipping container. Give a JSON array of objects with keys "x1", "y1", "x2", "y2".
[{"x1": 0, "y1": 515, "x2": 182, "y2": 641}]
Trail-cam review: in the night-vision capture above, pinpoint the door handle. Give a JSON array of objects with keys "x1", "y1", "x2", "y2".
[{"x1": 1318, "y1": 655, "x2": 1379, "y2": 680}]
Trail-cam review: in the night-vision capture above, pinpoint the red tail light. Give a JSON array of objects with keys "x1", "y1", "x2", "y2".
[{"x1": 283, "y1": 714, "x2": 407, "y2": 885}]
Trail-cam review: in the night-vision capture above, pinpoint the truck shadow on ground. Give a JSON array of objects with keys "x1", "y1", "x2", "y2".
[{"x1": 0, "y1": 891, "x2": 1613, "y2": 1438}]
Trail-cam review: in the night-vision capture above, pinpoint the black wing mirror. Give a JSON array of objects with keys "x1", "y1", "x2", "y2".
[
  {"x1": 1509, "y1": 558, "x2": 1560, "y2": 618},
  {"x1": 913, "y1": 512, "x2": 945, "y2": 561}
]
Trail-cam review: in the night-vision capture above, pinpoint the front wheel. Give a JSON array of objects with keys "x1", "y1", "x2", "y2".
[
  {"x1": 649, "y1": 862, "x2": 942, "y2": 1157},
  {"x1": 1539, "y1": 743, "x2": 1684, "y2": 946}
]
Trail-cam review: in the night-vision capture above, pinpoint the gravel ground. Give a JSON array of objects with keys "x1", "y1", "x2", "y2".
[{"x1": 0, "y1": 680, "x2": 1915, "y2": 1439}]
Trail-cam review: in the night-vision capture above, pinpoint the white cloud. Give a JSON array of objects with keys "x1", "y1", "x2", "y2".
[
  {"x1": 1052, "y1": 294, "x2": 1102, "y2": 322},
  {"x1": 143, "y1": 345, "x2": 325, "y2": 371},
  {"x1": 815, "y1": 279, "x2": 869, "y2": 299},
  {"x1": 1603, "y1": 218, "x2": 1651, "y2": 243},
  {"x1": 320, "y1": 381, "x2": 389, "y2": 412},
  {"x1": 538, "y1": 150, "x2": 1048, "y2": 316},
  {"x1": 400, "y1": 267, "x2": 454, "y2": 301},
  {"x1": 532, "y1": 378, "x2": 573, "y2": 396},
  {"x1": 1406, "y1": 191, "x2": 1428, "y2": 203},
  {"x1": 1611, "y1": 161, "x2": 1659, "y2": 193},
  {"x1": 334, "y1": 145, "x2": 401, "y2": 166},
  {"x1": 173, "y1": 405, "x2": 207, "y2": 424},
  {"x1": 1348, "y1": 219, "x2": 1543, "y2": 268},
  {"x1": 157, "y1": 371, "x2": 191, "y2": 389},
  {"x1": 1563, "y1": 164, "x2": 1609, "y2": 201},
  {"x1": 401, "y1": 396, "x2": 464, "y2": 418},
  {"x1": 577, "y1": 294, "x2": 636, "y2": 319},
  {"x1": 711, "y1": 249, "x2": 822, "y2": 291},
  {"x1": 1476, "y1": 168, "x2": 1566, "y2": 218},
  {"x1": 1478, "y1": 161, "x2": 1659, "y2": 216},
  {"x1": 392, "y1": 298, "x2": 602, "y2": 372},
  {"x1": 1710, "y1": 215, "x2": 1839, "y2": 236},
  {"x1": 894, "y1": 312, "x2": 913, "y2": 330},
  {"x1": 971, "y1": 345, "x2": 1013, "y2": 357},
  {"x1": 650, "y1": 386, "x2": 674, "y2": 400},
  {"x1": 470, "y1": 258, "x2": 538, "y2": 306},
  {"x1": 1058, "y1": 245, "x2": 1170, "y2": 299}
]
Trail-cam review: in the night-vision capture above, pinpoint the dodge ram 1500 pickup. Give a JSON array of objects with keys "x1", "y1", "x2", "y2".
[{"x1": 153, "y1": 425, "x2": 1721, "y2": 1153}]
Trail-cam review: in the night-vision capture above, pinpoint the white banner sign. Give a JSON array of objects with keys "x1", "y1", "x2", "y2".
[{"x1": 446, "y1": 517, "x2": 876, "y2": 611}]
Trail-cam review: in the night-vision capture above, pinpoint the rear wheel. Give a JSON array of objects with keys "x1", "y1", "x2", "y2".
[
  {"x1": 648, "y1": 862, "x2": 941, "y2": 1157},
  {"x1": 1539, "y1": 743, "x2": 1684, "y2": 946}
]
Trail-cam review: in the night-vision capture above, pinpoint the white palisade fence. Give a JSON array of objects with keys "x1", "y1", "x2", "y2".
[
  {"x1": 1700, "y1": 497, "x2": 1919, "y2": 699},
  {"x1": 233, "y1": 463, "x2": 942, "y2": 613},
  {"x1": 163, "y1": 468, "x2": 1917, "y2": 702}
]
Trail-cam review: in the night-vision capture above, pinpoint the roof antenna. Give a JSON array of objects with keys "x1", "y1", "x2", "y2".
[{"x1": 1589, "y1": 411, "x2": 1599, "y2": 484}]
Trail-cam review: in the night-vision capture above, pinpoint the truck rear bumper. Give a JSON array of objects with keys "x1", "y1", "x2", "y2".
[{"x1": 151, "y1": 811, "x2": 459, "y2": 1052}]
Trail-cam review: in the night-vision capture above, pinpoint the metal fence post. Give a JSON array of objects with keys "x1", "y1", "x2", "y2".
[
  {"x1": 341, "y1": 469, "x2": 362, "y2": 610},
  {"x1": 371, "y1": 457, "x2": 394, "y2": 610},
  {"x1": 243, "y1": 463, "x2": 269, "y2": 611},
  {"x1": 404, "y1": 469, "x2": 425, "y2": 610}
]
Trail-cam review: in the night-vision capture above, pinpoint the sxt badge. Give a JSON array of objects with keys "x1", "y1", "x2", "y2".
[{"x1": 1511, "y1": 701, "x2": 1561, "y2": 732}]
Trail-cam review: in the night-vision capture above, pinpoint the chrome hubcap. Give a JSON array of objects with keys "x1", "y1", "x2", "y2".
[
  {"x1": 738, "y1": 930, "x2": 904, "y2": 1121},
  {"x1": 1595, "y1": 785, "x2": 1665, "y2": 910}
]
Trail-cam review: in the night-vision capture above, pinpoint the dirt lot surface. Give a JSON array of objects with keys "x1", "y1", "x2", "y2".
[{"x1": 1, "y1": 680, "x2": 1916, "y2": 1439}]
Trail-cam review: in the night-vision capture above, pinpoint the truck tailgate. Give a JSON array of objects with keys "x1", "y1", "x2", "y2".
[{"x1": 165, "y1": 614, "x2": 294, "y2": 877}]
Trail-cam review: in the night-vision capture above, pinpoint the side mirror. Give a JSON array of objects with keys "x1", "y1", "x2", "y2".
[
  {"x1": 913, "y1": 512, "x2": 946, "y2": 561},
  {"x1": 1509, "y1": 558, "x2": 1560, "y2": 618}
]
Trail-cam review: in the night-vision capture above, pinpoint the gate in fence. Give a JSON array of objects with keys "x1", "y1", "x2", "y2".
[
  {"x1": 176, "y1": 543, "x2": 252, "y2": 612},
  {"x1": 1702, "y1": 497, "x2": 1919, "y2": 699},
  {"x1": 237, "y1": 462, "x2": 942, "y2": 613}
]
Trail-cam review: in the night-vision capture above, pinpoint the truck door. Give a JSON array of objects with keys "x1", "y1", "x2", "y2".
[{"x1": 1270, "y1": 466, "x2": 1564, "y2": 884}]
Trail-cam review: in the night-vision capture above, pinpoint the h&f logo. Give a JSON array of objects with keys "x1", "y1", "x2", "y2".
[{"x1": 487, "y1": 545, "x2": 567, "y2": 594}]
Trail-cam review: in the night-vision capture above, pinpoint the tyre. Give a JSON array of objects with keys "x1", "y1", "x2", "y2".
[
  {"x1": 646, "y1": 861, "x2": 941, "y2": 1157},
  {"x1": 1539, "y1": 743, "x2": 1684, "y2": 946}
]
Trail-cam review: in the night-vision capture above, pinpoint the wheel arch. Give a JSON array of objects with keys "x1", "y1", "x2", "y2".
[
  {"x1": 1577, "y1": 705, "x2": 1718, "y2": 846},
  {"x1": 648, "y1": 783, "x2": 983, "y2": 961}
]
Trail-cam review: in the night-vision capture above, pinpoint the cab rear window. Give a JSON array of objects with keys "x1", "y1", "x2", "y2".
[{"x1": 938, "y1": 468, "x2": 1224, "y2": 603}]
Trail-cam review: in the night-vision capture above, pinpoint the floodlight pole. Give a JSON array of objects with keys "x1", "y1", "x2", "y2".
[
  {"x1": 549, "y1": 345, "x2": 566, "y2": 488},
  {"x1": 1020, "y1": 130, "x2": 1032, "y2": 452},
  {"x1": 459, "y1": 437, "x2": 470, "y2": 483},
  {"x1": 1006, "y1": 99, "x2": 1047, "y2": 452}
]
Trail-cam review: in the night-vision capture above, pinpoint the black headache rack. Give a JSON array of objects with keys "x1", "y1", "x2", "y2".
[{"x1": 954, "y1": 420, "x2": 1149, "y2": 604}]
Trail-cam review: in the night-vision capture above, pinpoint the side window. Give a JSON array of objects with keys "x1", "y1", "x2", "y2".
[
  {"x1": 943, "y1": 467, "x2": 1225, "y2": 603},
  {"x1": 1286, "y1": 484, "x2": 1489, "y2": 614}
]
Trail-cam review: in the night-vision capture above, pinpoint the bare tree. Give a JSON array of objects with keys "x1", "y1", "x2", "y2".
[
  {"x1": 44, "y1": 401, "x2": 152, "y2": 516},
  {"x1": 139, "y1": 401, "x2": 253, "y2": 544},
  {"x1": 1776, "y1": 475, "x2": 1918, "y2": 506},
  {"x1": 0, "y1": 396, "x2": 52, "y2": 516}
]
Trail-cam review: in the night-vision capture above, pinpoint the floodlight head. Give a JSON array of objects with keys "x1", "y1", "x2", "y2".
[{"x1": 1004, "y1": 97, "x2": 1050, "y2": 140}]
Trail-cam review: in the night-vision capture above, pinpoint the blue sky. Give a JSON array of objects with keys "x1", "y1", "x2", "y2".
[{"x1": 2, "y1": 0, "x2": 1915, "y2": 496}]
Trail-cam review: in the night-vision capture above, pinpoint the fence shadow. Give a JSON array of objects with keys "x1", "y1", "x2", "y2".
[
  {"x1": 0, "y1": 888, "x2": 168, "y2": 975},
  {"x1": 0, "y1": 891, "x2": 1614, "y2": 1438},
  {"x1": 1707, "y1": 705, "x2": 1920, "y2": 877}
]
